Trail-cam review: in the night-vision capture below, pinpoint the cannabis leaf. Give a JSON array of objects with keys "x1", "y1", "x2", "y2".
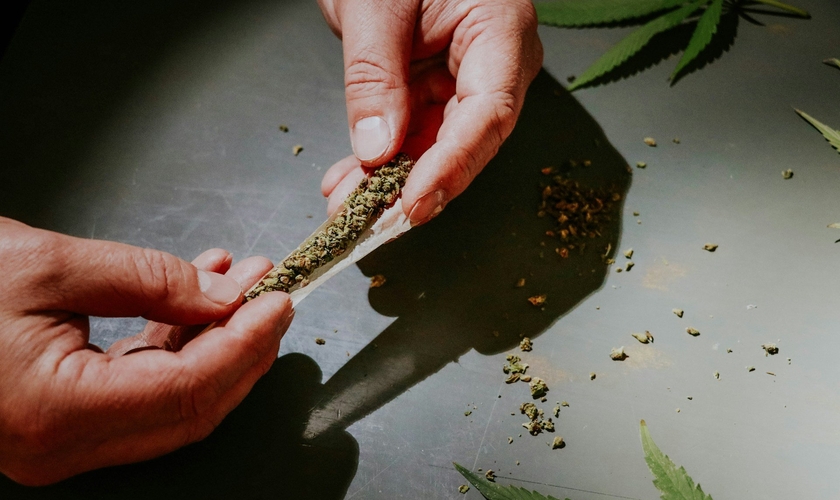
[
  {"x1": 640, "y1": 420, "x2": 714, "y2": 500},
  {"x1": 535, "y1": 0, "x2": 688, "y2": 28},
  {"x1": 795, "y1": 109, "x2": 840, "y2": 154},
  {"x1": 671, "y1": 0, "x2": 723, "y2": 80},
  {"x1": 453, "y1": 463, "x2": 569, "y2": 500},
  {"x1": 568, "y1": 1, "x2": 704, "y2": 91},
  {"x1": 537, "y1": 0, "x2": 811, "y2": 90},
  {"x1": 824, "y1": 58, "x2": 840, "y2": 71}
]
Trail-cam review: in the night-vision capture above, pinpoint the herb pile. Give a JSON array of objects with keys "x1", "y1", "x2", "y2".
[
  {"x1": 536, "y1": 0, "x2": 810, "y2": 90},
  {"x1": 245, "y1": 154, "x2": 413, "y2": 300}
]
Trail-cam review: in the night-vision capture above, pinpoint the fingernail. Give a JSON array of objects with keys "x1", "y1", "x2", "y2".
[
  {"x1": 197, "y1": 270, "x2": 242, "y2": 306},
  {"x1": 351, "y1": 116, "x2": 391, "y2": 162},
  {"x1": 409, "y1": 189, "x2": 446, "y2": 226}
]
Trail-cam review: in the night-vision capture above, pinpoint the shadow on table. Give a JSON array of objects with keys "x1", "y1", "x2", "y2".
[
  {"x1": 0, "y1": 68, "x2": 630, "y2": 498},
  {"x1": 303, "y1": 69, "x2": 632, "y2": 439}
]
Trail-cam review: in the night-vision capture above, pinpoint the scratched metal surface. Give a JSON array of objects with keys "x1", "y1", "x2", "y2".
[{"x1": 1, "y1": 0, "x2": 840, "y2": 499}]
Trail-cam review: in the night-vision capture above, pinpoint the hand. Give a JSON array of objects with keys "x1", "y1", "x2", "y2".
[
  {"x1": 0, "y1": 218, "x2": 293, "y2": 485},
  {"x1": 318, "y1": 0, "x2": 543, "y2": 225}
]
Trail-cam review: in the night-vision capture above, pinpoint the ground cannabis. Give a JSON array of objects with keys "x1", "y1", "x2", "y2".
[
  {"x1": 538, "y1": 175, "x2": 621, "y2": 252},
  {"x1": 714, "y1": 371, "x2": 720, "y2": 380},
  {"x1": 458, "y1": 484, "x2": 469, "y2": 494},
  {"x1": 561, "y1": 401, "x2": 569, "y2": 407},
  {"x1": 624, "y1": 248, "x2": 634, "y2": 258},
  {"x1": 551, "y1": 436, "x2": 565, "y2": 449},
  {"x1": 590, "y1": 372, "x2": 596, "y2": 380},
  {"x1": 762, "y1": 343, "x2": 779, "y2": 355},
  {"x1": 703, "y1": 243, "x2": 718, "y2": 252},
  {"x1": 632, "y1": 331, "x2": 654, "y2": 344},
  {"x1": 686, "y1": 327, "x2": 700, "y2": 336},
  {"x1": 528, "y1": 294, "x2": 547, "y2": 307},
  {"x1": 673, "y1": 308, "x2": 684, "y2": 318},
  {"x1": 245, "y1": 154, "x2": 413, "y2": 300},
  {"x1": 520, "y1": 375, "x2": 532, "y2": 383},
  {"x1": 644, "y1": 137, "x2": 657, "y2": 147},
  {"x1": 625, "y1": 262, "x2": 634, "y2": 271},
  {"x1": 503, "y1": 355, "x2": 529, "y2": 375},
  {"x1": 782, "y1": 169, "x2": 794, "y2": 179},
  {"x1": 369, "y1": 274, "x2": 387, "y2": 288},
  {"x1": 515, "y1": 278, "x2": 526, "y2": 288},
  {"x1": 315, "y1": 338, "x2": 326, "y2": 345},
  {"x1": 529, "y1": 377, "x2": 549, "y2": 398},
  {"x1": 747, "y1": 366, "x2": 756, "y2": 372},
  {"x1": 610, "y1": 346, "x2": 628, "y2": 360},
  {"x1": 519, "y1": 337, "x2": 533, "y2": 351},
  {"x1": 278, "y1": 125, "x2": 289, "y2": 132},
  {"x1": 636, "y1": 161, "x2": 647, "y2": 169},
  {"x1": 767, "y1": 372, "x2": 776, "y2": 376},
  {"x1": 485, "y1": 470, "x2": 496, "y2": 482}
]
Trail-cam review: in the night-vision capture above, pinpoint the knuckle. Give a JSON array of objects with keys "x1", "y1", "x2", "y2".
[
  {"x1": 133, "y1": 249, "x2": 181, "y2": 305},
  {"x1": 177, "y1": 371, "x2": 223, "y2": 422},
  {"x1": 345, "y1": 52, "x2": 402, "y2": 100}
]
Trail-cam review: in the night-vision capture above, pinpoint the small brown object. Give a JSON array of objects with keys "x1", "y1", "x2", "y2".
[
  {"x1": 644, "y1": 137, "x2": 657, "y2": 147},
  {"x1": 782, "y1": 169, "x2": 794, "y2": 179},
  {"x1": 315, "y1": 338, "x2": 326, "y2": 345},
  {"x1": 686, "y1": 327, "x2": 700, "y2": 336},
  {"x1": 515, "y1": 278, "x2": 526, "y2": 288},
  {"x1": 761, "y1": 343, "x2": 779, "y2": 356},
  {"x1": 703, "y1": 243, "x2": 718, "y2": 252},
  {"x1": 551, "y1": 436, "x2": 565, "y2": 449},
  {"x1": 624, "y1": 248, "x2": 634, "y2": 258},
  {"x1": 369, "y1": 274, "x2": 387, "y2": 288},
  {"x1": 625, "y1": 262, "x2": 634, "y2": 272},
  {"x1": 528, "y1": 294, "x2": 547, "y2": 307},
  {"x1": 520, "y1": 375, "x2": 532, "y2": 383},
  {"x1": 458, "y1": 485, "x2": 470, "y2": 494},
  {"x1": 541, "y1": 167, "x2": 553, "y2": 175},
  {"x1": 278, "y1": 125, "x2": 289, "y2": 132},
  {"x1": 485, "y1": 470, "x2": 496, "y2": 482},
  {"x1": 292, "y1": 144, "x2": 304, "y2": 156},
  {"x1": 519, "y1": 337, "x2": 533, "y2": 351},
  {"x1": 590, "y1": 372, "x2": 596, "y2": 380},
  {"x1": 610, "y1": 346, "x2": 628, "y2": 360}
]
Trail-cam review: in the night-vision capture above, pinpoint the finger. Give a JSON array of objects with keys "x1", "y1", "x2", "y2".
[
  {"x1": 107, "y1": 256, "x2": 275, "y2": 356},
  {"x1": 326, "y1": 166, "x2": 367, "y2": 216},
  {"x1": 336, "y1": 0, "x2": 420, "y2": 165},
  {"x1": 40, "y1": 292, "x2": 293, "y2": 483},
  {"x1": 190, "y1": 248, "x2": 233, "y2": 275},
  {"x1": 321, "y1": 155, "x2": 361, "y2": 197},
  {"x1": 403, "y1": 0, "x2": 543, "y2": 225},
  {"x1": 26, "y1": 229, "x2": 243, "y2": 325}
]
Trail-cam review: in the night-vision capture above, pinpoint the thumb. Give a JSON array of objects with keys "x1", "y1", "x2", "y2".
[
  {"x1": 28, "y1": 229, "x2": 242, "y2": 325},
  {"x1": 336, "y1": 0, "x2": 418, "y2": 165}
]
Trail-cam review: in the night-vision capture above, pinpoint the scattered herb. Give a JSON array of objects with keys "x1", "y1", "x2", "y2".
[
  {"x1": 761, "y1": 343, "x2": 779, "y2": 356},
  {"x1": 766, "y1": 371, "x2": 776, "y2": 376},
  {"x1": 292, "y1": 144, "x2": 304, "y2": 156},
  {"x1": 503, "y1": 355, "x2": 529, "y2": 375},
  {"x1": 561, "y1": 401, "x2": 570, "y2": 407},
  {"x1": 726, "y1": 348, "x2": 732, "y2": 353},
  {"x1": 687, "y1": 396, "x2": 693, "y2": 400},
  {"x1": 458, "y1": 484, "x2": 470, "y2": 494},
  {"x1": 644, "y1": 137, "x2": 657, "y2": 147},
  {"x1": 686, "y1": 327, "x2": 700, "y2": 336},
  {"x1": 515, "y1": 278, "x2": 526, "y2": 288},
  {"x1": 315, "y1": 337, "x2": 326, "y2": 345},
  {"x1": 537, "y1": 0, "x2": 809, "y2": 90},
  {"x1": 673, "y1": 138, "x2": 681, "y2": 144},
  {"x1": 485, "y1": 470, "x2": 496, "y2": 482},
  {"x1": 508, "y1": 437, "x2": 514, "y2": 444},
  {"x1": 521, "y1": 375, "x2": 532, "y2": 383},
  {"x1": 637, "y1": 161, "x2": 648, "y2": 168},
  {"x1": 370, "y1": 274, "x2": 387, "y2": 288},
  {"x1": 278, "y1": 125, "x2": 289, "y2": 132},
  {"x1": 825, "y1": 58, "x2": 840, "y2": 70},
  {"x1": 590, "y1": 372, "x2": 597, "y2": 380},
  {"x1": 673, "y1": 308, "x2": 684, "y2": 318},
  {"x1": 624, "y1": 248, "x2": 634, "y2": 258},
  {"x1": 632, "y1": 331, "x2": 655, "y2": 344},
  {"x1": 747, "y1": 366, "x2": 755, "y2": 372},
  {"x1": 505, "y1": 373, "x2": 520, "y2": 384},
  {"x1": 782, "y1": 169, "x2": 794, "y2": 179},
  {"x1": 640, "y1": 420, "x2": 714, "y2": 499},
  {"x1": 553, "y1": 406, "x2": 560, "y2": 417},
  {"x1": 828, "y1": 223, "x2": 840, "y2": 229},
  {"x1": 676, "y1": 408, "x2": 681, "y2": 413},
  {"x1": 626, "y1": 262, "x2": 635, "y2": 271},
  {"x1": 713, "y1": 371, "x2": 720, "y2": 380},
  {"x1": 245, "y1": 155, "x2": 413, "y2": 300},
  {"x1": 551, "y1": 436, "x2": 565, "y2": 449},
  {"x1": 530, "y1": 378, "x2": 549, "y2": 398},
  {"x1": 633, "y1": 211, "x2": 640, "y2": 216},
  {"x1": 538, "y1": 176, "x2": 621, "y2": 252},
  {"x1": 610, "y1": 346, "x2": 628, "y2": 360},
  {"x1": 528, "y1": 294, "x2": 547, "y2": 307},
  {"x1": 520, "y1": 337, "x2": 534, "y2": 352},
  {"x1": 465, "y1": 411, "x2": 472, "y2": 416},
  {"x1": 703, "y1": 243, "x2": 718, "y2": 252}
]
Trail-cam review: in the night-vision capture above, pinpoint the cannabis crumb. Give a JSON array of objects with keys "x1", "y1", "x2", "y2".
[
  {"x1": 714, "y1": 371, "x2": 720, "y2": 380},
  {"x1": 625, "y1": 262, "x2": 634, "y2": 271},
  {"x1": 761, "y1": 343, "x2": 779, "y2": 356},
  {"x1": 519, "y1": 337, "x2": 533, "y2": 352},
  {"x1": 632, "y1": 331, "x2": 654, "y2": 344},
  {"x1": 464, "y1": 411, "x2": 472, "y2": 416},
  {"x1": 633, "y1": 211, "x2": 640, "y2": 216},
  {"x1": 686, "y1": 327, "x2": 700, "y2": 336},
  {"x1": 551, "y1": 436, "x2": 565, "y2": 449},
  {"x1": 673, "y1": 138, "x2": 681, "y2": 144},
  {"x1": 561, "y1": 401, "x2": 569, "y2": 407},
  {"x1": 782, "y1": 169, "x2": 794, "y2": 179},
  {"x1": 673, "y1": 308, "x2": 684, "y2": 318},
  {"x1": 644, "y1": 137, "x2": 657, "y2": 147},
  {"x1": 616, "y1": 267, "x2": 623, "y2": 273},
  {"x1": 747, "y1": 366, "x2": 756, "y2": 372},
  {"x1": 676, "y1": 408, "x2": 681, "y2": 413},
  {"x1": 553, "y1": 406, "x2": 560, "y2": 417},
  {"x1": 520, "y1": 375, "x2": 532, "y2": 383},
  {"x1": 590, "y1": 372, "x2": 596, "y2": 380},
  {"x1": 636, "y1": 161, "x2": 647, "y2": 169},
  {"x1": 610, "y1": 346, "x2": 628, "y2": 360},
  {"x1": 485, "y1": 470, "x2": 496, "y2": 482},
  {"x1": 369, "y1": 274, "x2": 387, "y2": 288},
  {"x1": 515, "y1": 278, "x2": 526, "y2": 288},
  {"x1": 507, "y1": 437, "x2": 513, "y2": 444},
  {"x1": 726, "y1": 349, "x2": 733, "y2": 353},
  {"x1": 278, "y1": 125, "x2": 289, "y2": 132},
  {"x1": 687, "y1": 396, "x2": 693, "y2": 400},
  {"x1": 458, "y1": 485, "x2": 469, "y2": 494},
  {"x1": 766, "y1": 371, "x2": 776, "y2": 376},
  {"x1": 503, "y1": 355, "x2": 529, "y2": 375},
  {"x1": 529, "y1": 378, "x2": 549, "y2": 398},
  {"x1": 292, "y1": 144, "x2": 304, "y2": 156},
  {"x1": 703, "y1": 243, "x2": 718, "y2": 252},
  {"x1": 315, "y1": 338, "x2": 326, "y2": 345},
  {"x1": 528, "y1": 294, "x2": 547, "y2": 307},
  {"x1": 624, "y1": 248, "x2": 634, "y2": 258}
]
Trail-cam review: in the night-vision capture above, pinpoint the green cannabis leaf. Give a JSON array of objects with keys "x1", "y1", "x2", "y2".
[
  {"x1": 537, "y1": 0, "x2": 811, "y2": 90},
  {"x1": 640, "y1": 420, "x2": 714, "y2": 500},
  {"x1": 671, "y1": 0, "x2": 723, "y2": 79},
  {"x1": 535, "y1": 0, "x2": 687, "y2": 28},
  {"x1": 824, "y1": 58, "x2": 840, "y2": 71},
  {"x1": 452, "y1": 463, "x2": 569, "y2": 500},
  {"x1": 795, "y1": 109, "x2": 840, "y2": 154},
  {"x1": 568, "y1": 1, "x2": 704, "y2": 91}
]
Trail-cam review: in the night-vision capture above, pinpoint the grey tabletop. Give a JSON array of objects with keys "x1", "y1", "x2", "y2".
[{"x1": 1, "y1": 0, "x2": 840, "y2": 498}]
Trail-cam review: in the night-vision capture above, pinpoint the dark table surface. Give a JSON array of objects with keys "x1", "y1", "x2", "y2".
[{"x1": 2, "y1": 0, "x2": 840, "y2": 498}]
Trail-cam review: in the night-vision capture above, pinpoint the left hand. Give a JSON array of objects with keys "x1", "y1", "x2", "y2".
[{"x1": 317, "y1": 0, "x2": 543, "y2": 225}]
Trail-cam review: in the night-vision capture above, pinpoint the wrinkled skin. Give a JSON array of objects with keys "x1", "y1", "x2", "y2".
[
  {"x1": 318, "y1": 0, "x2": 543, "y2": 224},
  {"x1": 0, "y1": 218, "x2": 292, "y2": 485}
]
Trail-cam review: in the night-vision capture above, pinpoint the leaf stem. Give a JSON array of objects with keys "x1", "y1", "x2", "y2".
[{"x1": 749, "y1": 0, "x2": 810, "y2": 18}]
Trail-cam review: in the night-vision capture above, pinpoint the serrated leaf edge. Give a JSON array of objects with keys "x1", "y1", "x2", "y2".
[
  {"x1": 795, "y1": 109, "x2": 840, "y2": 154},
  {"x1": 536, "y1": 0, "x2": 688, "y2": 28},
  {"x1": 640, "y1": 420, "x2": 714, "y2": 500},
  {"x1": 671, "y1": 0, "x2": 724, "y2": 80}
]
